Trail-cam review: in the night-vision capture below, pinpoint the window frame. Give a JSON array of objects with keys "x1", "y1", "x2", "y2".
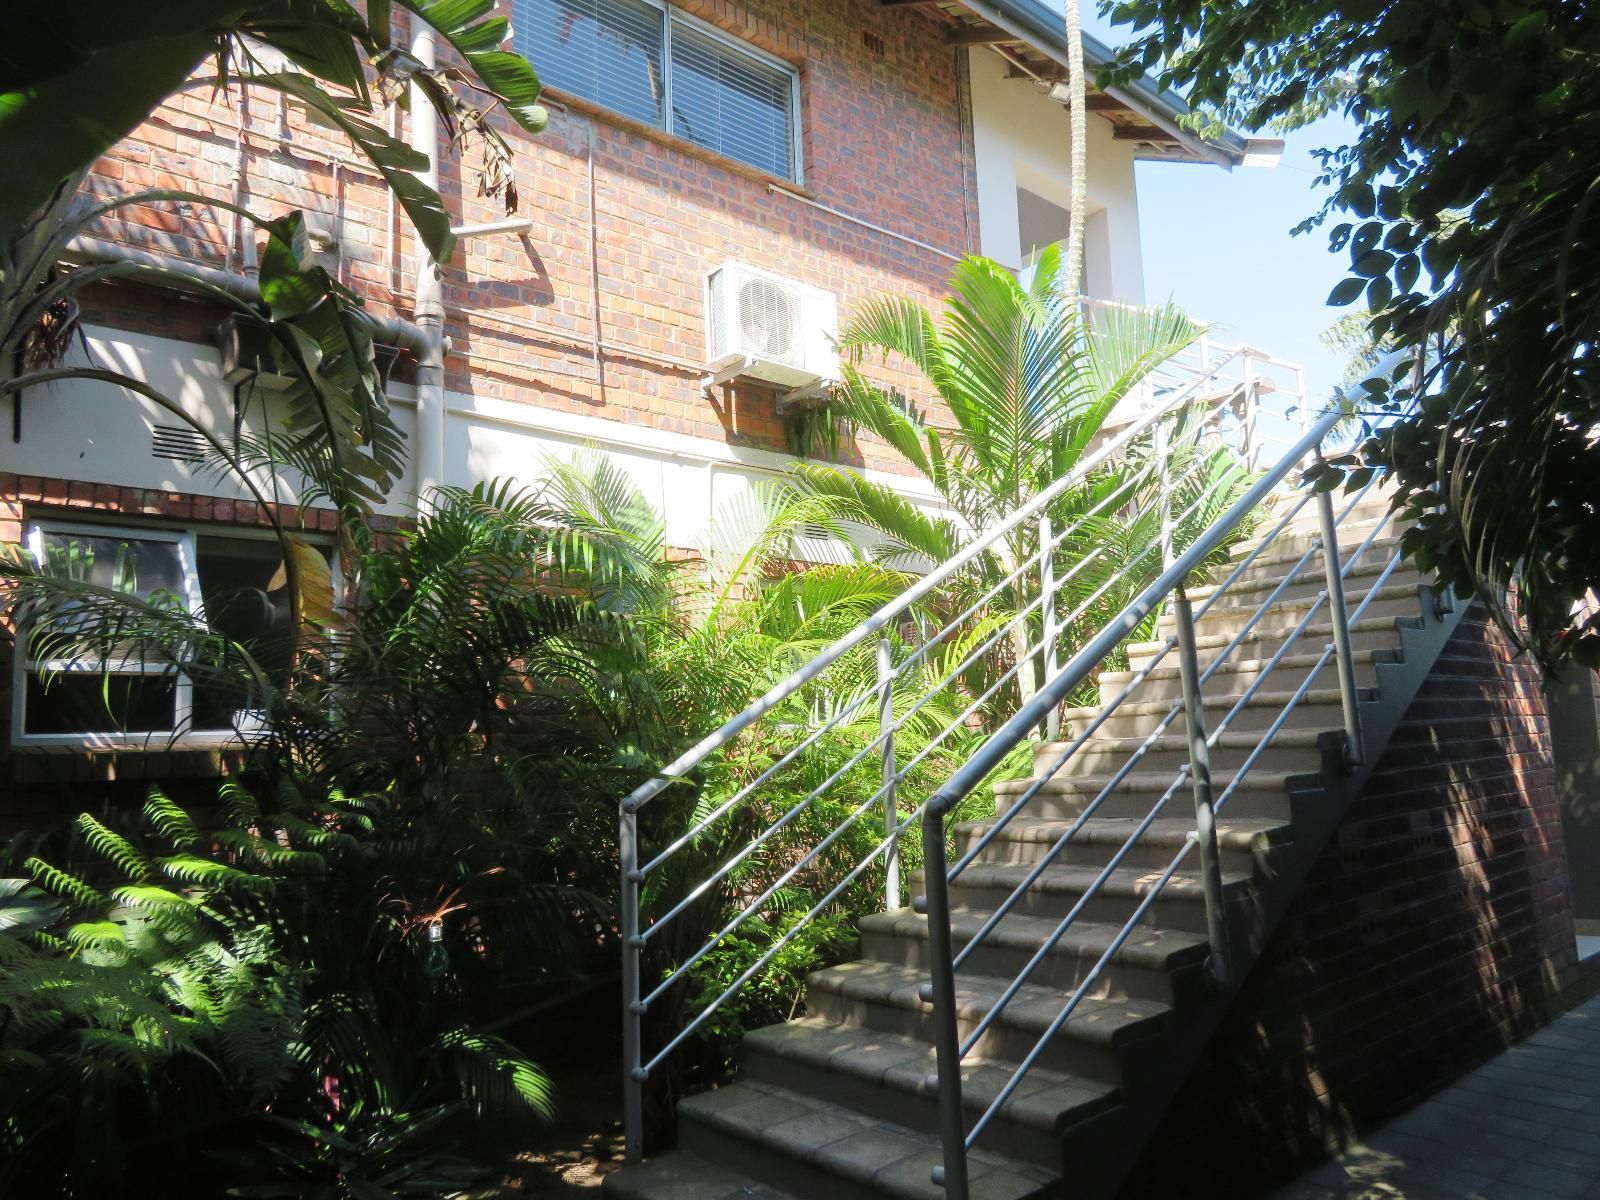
[
  {"x1": 525, "y1": 0, "x2": 804, "y2": 184},
  {"x1": 10, "y1": 518, "x2": 331, "y2": 752}
]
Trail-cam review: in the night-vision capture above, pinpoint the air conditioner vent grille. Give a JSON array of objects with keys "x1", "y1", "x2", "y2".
[{"x1": 738, "y1": 277, "x2": 798, "y2": 362}]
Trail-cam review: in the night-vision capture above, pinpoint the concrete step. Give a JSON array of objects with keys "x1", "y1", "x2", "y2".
[
  {"x1": 1225, "y1": 513, "x2": 1406, "y2": 563},
  {"x1": 672, "y1": 1079, "x2": 1056, "y2": 1200},
  {"x1": 1210, "y1": 534, "x2": 1407, "y2": 589},
  {"x1": 1161, "y1": 581, "x2": 1428, "y2": 639},
  {"x1": 858, "y1": 907, "x2": 1210, "y2": 1005},
  {"x1": 989, "y1": 765, "x2": 1306, "y2": 823},
  {"x1": 602, "y1": 1147, "x2": 800, "y2": 1200},
  {"x1": 1125, "y1": 614, "x2": 1417, "y2": 671},
  {"x1": 952, "y1": 814, "x2": 1289, "y2": 878},
  {"x1": 1187, "y1": 554, "x2": 1421, "y2": 609},
  {"x1": 805, "y1": 959, "x2": 1171, "y2": 1086},
  {"x1": 935, "y1": 859, "x2": 1253, "y2": 938},
  {"x1": 1095, "y1": 647, "x2": 1394, "y2": 708},
  {"x1": 741, "y1": 1018, "x2": 1117, "y2": 1167},
  {"x1": 1061, "y1": 686, "x2": 1367, "y2": 739},
  {"x1": 1029, "y1": 729, "x2": 1328, "y2": 781}
]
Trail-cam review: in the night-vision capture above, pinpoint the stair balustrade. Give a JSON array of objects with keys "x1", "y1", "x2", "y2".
[{"x1": 614, "y1": 347, "x2": 1428, "y2": 1199}]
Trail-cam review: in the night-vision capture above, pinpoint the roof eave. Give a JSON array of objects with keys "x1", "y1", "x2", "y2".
[{"x1": 951, "y1": 0, "x2": 1263, "y2": 168}]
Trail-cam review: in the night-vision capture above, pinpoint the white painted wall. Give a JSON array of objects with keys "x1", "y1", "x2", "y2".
[
  {"x1": 967, "y1": 48, "x2": 1146, "y2": 303},
  {"x1": 1, "y1": 327, "x2": 949, "y2": 560}
]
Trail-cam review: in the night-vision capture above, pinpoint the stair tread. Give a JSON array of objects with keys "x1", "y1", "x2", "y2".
[
  {"x1": 1096, "y1": 647, "x2": 1394, "y2": 685},
  {"x1": 1063, "y1": 686, "x2": 1370, "y2": 721},
  {"x1": 1223, "y1": 533, "x2": 1404, "y2": 572},
  {"x1": 1034, "y1": 730, "x2": 1324, "y2": 754},
  {"x1": 1170, "y1": 580, "x2": 1420, "y2": 624},
  {"x1": 1127, "y1": 614, "x2": 1415, "y2": 656},
  {"x1": 1194, "y1": 553, "x2": 1411, "y2": 600},
  {"x1": 808, "y1": 958, "x2": 1172, "y2": 1048},
  {"x1": 745, "y1": 1017, "x2": 1119, "y2": 1129},
  {"x1": 677, "y1": 1080, "x2": 1056, "y2": 1200},
  {"x1": 942, "y1": 859, "x2": 1252, "y2": 907},
  {"x1": 860, "y1": 906, "x2": 1212, "y2": 971},
  {"x1": 992, "y1": 768, "x2": 1308, "y2": 798},
  {"x1": 956, "y1": 813, "x2": 1290, "y2": 851}
]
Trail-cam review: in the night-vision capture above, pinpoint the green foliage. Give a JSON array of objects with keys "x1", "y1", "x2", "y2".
[
  {"x1": 684, "y1": 910, "x2": 858, "y2": 1075},
  {"x1": 1, "y1": 779, "x2": 558, "y2": 1198},
  {"x1": 0, "y1": 0, "x2": 546, "y2": 260},
  {"x1": 796, "y1": 247, "x2": 1254, "y2": 712},
  {"x1": 1105, "y1": 0, "x2": 1600, "y2": 672}
]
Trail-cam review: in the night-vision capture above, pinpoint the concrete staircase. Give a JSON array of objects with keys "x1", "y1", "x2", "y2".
[{"x1": 607, "y1": 492, "x2": 1463, "y2": 1200}]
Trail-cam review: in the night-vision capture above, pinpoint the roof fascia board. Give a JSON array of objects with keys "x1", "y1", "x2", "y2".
[{"x1": 950, "y1": 0, "x2": 1248, "y2": 167}]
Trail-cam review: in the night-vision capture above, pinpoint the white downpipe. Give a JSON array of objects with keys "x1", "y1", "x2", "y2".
[{"x1": 408, "y1": 23, "x2": 446, "y2": 512}]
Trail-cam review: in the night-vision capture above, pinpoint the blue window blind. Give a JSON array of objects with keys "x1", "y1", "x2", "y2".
[
  {"x1": 514, "y1": 0, "x2": 665, "y2": 128},
  {"x1": 668, "y1": 21, "x2": 794, "y2": 179},
  {"x1": 514, "y1": 0, "x2": 798, "y2": 180}
]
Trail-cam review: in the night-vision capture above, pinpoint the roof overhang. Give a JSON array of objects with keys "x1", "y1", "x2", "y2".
[{"x1": 883, "y1": 0, "x2": 1282, "y2": 169}]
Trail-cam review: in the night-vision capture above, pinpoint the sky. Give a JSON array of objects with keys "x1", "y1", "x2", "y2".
[
  {"x1": 1070, "y1": 3, "x2": 1365, "y2": 405},
  {"x1": 1134, "y1": 114, "x2": 1364, "y2": 408}
]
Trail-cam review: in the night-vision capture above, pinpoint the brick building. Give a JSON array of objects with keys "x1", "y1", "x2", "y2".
[
  {"x1": 6, "y1": 4, "x2": 1600, "y2": 1195},
  {"x1": 0, "y1": 0, "x2": 1265, "y2": 760}
]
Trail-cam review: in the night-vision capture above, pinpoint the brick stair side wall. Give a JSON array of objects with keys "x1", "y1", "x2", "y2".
[{"x1": 1117, "y1": 608, "x2": 1586, "y2": 1199}]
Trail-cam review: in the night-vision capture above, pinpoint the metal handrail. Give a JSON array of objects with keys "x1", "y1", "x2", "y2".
[
  {"x1": 913, "y1": 408, "x2": 1353, "y2": 1194},
  {"x1": 922, "y1": 411, "x2": 1346, "y2": 822},
  {"x1": 916, "y1": 417, "x2": 1413, "y2": 1194},
  {"x1": 621, "y1": 348, "x2": 1252, "y2": 815},
  {"x1": 637, "y1": 448, "x2": 1239, "y2": 964},
  {"x1": 945, "y1": 478, "x2": 1392, "y2": 1053},
  {"x1": 617, "y1": 327, "x2": 1311, "y2": 1167}
]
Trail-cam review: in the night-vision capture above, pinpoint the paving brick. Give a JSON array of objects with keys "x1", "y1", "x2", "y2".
[{"x1": 1263, "y1": 998, "x2": 1600, "y2": 1198}]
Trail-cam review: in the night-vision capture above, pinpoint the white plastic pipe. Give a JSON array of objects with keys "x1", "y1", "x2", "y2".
[
  {"x1": 450, "y1": 218, "x2": 534, "y2": 237},
  {"x1": 408, "y1": 23, "x2": 446, "y2": 511}
]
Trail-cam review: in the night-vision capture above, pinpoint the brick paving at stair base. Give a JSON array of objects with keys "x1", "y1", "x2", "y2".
[{"x1": 1274, "y1": 994, "x2": 1600, "y2": 1199}]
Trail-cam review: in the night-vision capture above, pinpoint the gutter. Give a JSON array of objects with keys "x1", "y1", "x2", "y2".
[{"x1": 952, "y1": 0, "x2": 1279, "y2": 169}]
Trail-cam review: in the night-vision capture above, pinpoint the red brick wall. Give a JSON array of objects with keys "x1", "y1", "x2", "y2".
[
  {"x1": 74, "y1": 0, "x2": 975, "y2": 475},
  {"x1": 1118, "y1": 609, "x2": 1582, "y2": 1199}
]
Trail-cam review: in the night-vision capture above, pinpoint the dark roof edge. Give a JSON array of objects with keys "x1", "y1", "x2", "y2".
[{"x1": 960, "y1": 0, "x2": 1269, "y2": 168}]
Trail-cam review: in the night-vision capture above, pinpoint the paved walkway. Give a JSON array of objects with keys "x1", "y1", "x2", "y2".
[{"x1": 1276, "y1": 994, "x2": 1600, "y2": 1200}]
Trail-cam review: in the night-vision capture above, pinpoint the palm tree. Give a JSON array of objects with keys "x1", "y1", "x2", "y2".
[
  {"x1": 793, "y1": 245, "x2": 1250, "y2": 717},
  {"x1": 1063, "y1": 0, "x2": 1088, "y2": 305}
]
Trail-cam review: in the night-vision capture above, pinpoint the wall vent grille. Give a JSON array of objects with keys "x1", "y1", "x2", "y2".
[{"x1": 150, "y1": 425, "x2": 210, "y2": 464}]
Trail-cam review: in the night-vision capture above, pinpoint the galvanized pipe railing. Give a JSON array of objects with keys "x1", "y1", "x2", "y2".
[
  {"x1": 938, "y1": 475, "x2": 1392, "y2": 1075},
  {"x1": 617, "y1": 332, "x2": 1310, "y2": 1164},
  {"x1": 918, "y1": 405, "x2": 1406, "y2": 1197}
]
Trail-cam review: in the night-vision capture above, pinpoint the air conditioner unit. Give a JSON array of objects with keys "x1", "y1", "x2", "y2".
[{"x1": 704, "y1": 262, "x2": 838, "y2": 392}]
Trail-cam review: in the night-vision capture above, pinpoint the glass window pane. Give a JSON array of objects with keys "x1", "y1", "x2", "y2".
[
  {"x1": 191, "y1": 536, "x2": 316, "y2": 733},
  {"x1": 669, "y1": 22, "x2": 794, "y2": 179},
  {"x1": 23, "y1": 672, "x2": 177, "y2": 736},
  {"x1": 34, "y1": 531, "x2": 186, "y2": 603},
  {"x1": 514, "y1": 0, "x2": 665, "y2": 127},
  {"x1": 26, "y1": 530, "x2": 191, "y2": 667}
]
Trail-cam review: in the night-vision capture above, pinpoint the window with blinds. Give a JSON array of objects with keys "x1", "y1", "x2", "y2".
[{"x1": 514, "y1": 0, "x2": 799, "y2": 180}]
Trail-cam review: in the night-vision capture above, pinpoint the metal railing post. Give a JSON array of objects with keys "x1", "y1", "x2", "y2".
[
  {"x1": 1041, "y1": 516, "x2": 1060, "y2": 742},
  {"x1": 878, "y1": 637, "x2": 901, "y2": 911},
  {"x1": 1240, "y1": 356, "x2": 1258, "y2": 470},
  {"x1": 1172, "y1": 585, "x2": 1233, "y2": 986},
  {"x1": 620, "y1": 803, "x2": 645, "y2": 1162},
  {"x1": 919, "y1": 804, "x2": 970, "y2": 1199},
  {"x1": 1156, "y1": 423, "x2": 1175, "y2": 570},
  {"x1": 1316, "y1": 487, "x2": 1366, "y2": 768}
]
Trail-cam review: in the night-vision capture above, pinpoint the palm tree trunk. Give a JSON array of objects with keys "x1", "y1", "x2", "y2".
[{"x1": 1062, "y1": 0, "x2": 1088, "y2": 305}]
